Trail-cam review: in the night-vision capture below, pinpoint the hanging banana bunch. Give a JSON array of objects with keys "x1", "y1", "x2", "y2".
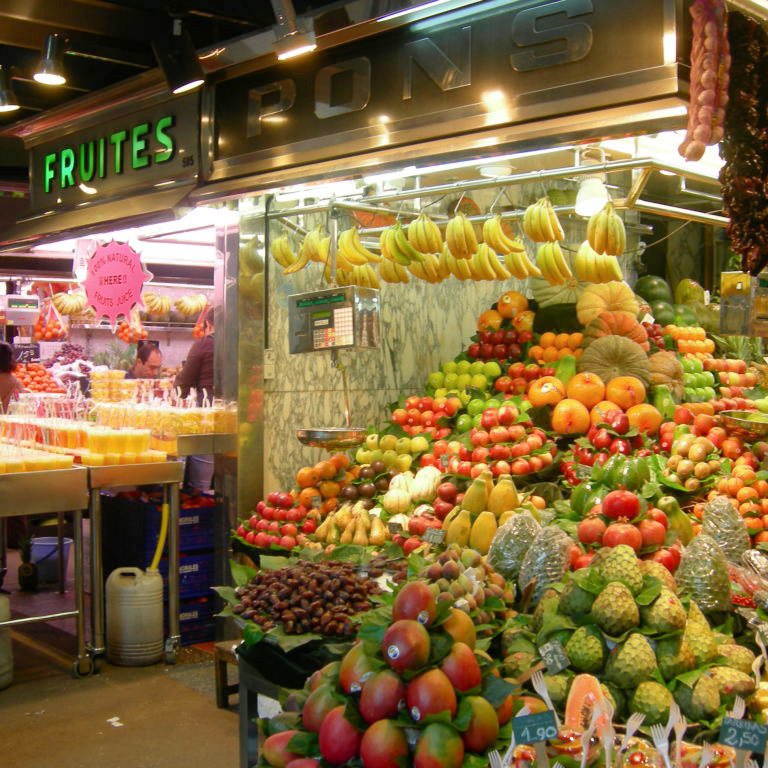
[
  {"x1": 338, "y1": 226, "x2": 382, "y2": 266},
  {"x1": 573, "y1": 240, "x2": 624, "y2": 283},
  {"x1": 586, "y1": 201, "x2": 626, "y2": 256},
  {"x1": 445, "y1": 212, "x2": 477, "y2": 260},
  {"x1": 379, "y1": 258, "x2": 410, "y2": 283},
  {"x1": 269, "y1": 235, "x2": 297, "y2": 269},
  {"x1": 536, "y1": 242, "x2": 573, "y2": 286},
  {"x1": 407, "y1": 212, "x2": 443, "y2": 254},
  {"x1": 522, "y1": 197, "x2": 564, "y2": 242}
]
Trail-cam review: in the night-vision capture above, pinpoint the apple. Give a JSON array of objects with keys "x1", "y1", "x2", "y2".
[
  {"x1": 490, "y1": 330, "x2": 505, "y2": 345},
  {"x1": 470, "y1": 430, "x2": 491, "y2": 447},
  {"x1": 510, "y1": 458, "x2": 531, "y2": 475},
  {"x1": 408, "y1": 517, "x2": 429, "y2": 536},
  {"x1": 523, "y1": 364, "x2": 541, "y2": 381},
  {"x1": 248, "y1": 514, "x2": 260, "y2": 529},
  {"x1": 470, "y1": 463, "x2": 490, "y2": 478},
  {"x1": 256, "y1": 519, "x2": 270, "y2": 531},
  {"x1": 433, "y1": 499, "x2": 455, "y2": 519},
  {"x1": 478, "y1": 331, "x2": 493, "y2": 344},
  {"x1": 403, "y1": 537, "x2": 423, "y2": 554},
  {"x1": 480, "y1": 343, "x2": 494, "y2": 358},
  {"x1": 279, "y1": 535, "x2": 297, "y2": 550},
  {"x1": 507, "y1": 362, "x2": 525, "y2": 378},
  {"x1": 262, "y1": 506, "x2": 275, "y2": 520},
  {"x1": 518, "y1": 330, "x2": 534, "y2": 343},
  {"x1": 301, "y1": 518, "x2": 317, "y2": 534},
  {"x1": 481, "y1": 410, "x2": 500, "y2": 429},
  {"x1": 467, "y1": 343, "x2": 480, "y2": 359},
  {"x1": 497, "y1": 405, "x2": 518, "y2": 425},
  {"x1": 253, "y1": 532, "x2": 269, "y2": 547},
  {"x1": 489, "y1": 443, "x2": 511, "y2": 461},
  {"x1": 506, "y1": 343, "x2": 522, "y2": 359},
  {"x1": 471, "y1": 446, "x2": 490, "y2": 463},
  {"x1": 256, "y1": 501, "x2": 266, "y2": 514},
  {"x1": 489, "y1": 426, "x2": 510, "y2": 443},
  {"x1": 510, "y1": 377, "x2": 527, "y2": 395},
  {"x1": 494, "y1": 376, "x2": 513, "y2": 394},
  {"x1": 281, "y1": 523, "x2": 298, "y2": 537},
  {"x1": 457, "y1": 461, "x2": 472, "y2": 477}
]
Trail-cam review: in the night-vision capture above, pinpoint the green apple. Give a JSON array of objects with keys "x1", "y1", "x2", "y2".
[
  {"x1": 443, "y1": 373, "x2": 459, "y2": 389},
  {"x1": 356, "y1": 448, "x2": 373, "y2": 464},
  {"x1": 467, "y1": 398, "x2": 486, "y2": 416},
  {"x1": 394, "y1": 453, "x2": 413, "y2": 471},
  {"x1": 428, "y1": 371, "x2": 444, "y2": 389},
  {"x1": 379, "y1": 434, "x2": 398, "y2": 452},
  {"x1": 410, "y1": 435, "x2": 430, "y2": 454},
  {"x1": 756, "y1": 398, "x2": 768, "y2": 414},
  {"x1": 395, "y1": 437, "x2": 412, "y2": 454},
  {"x1": 456, "y1": 360, "x2": 472, "y2": 374},
  {"x1": 683, "y1": 388, "x2": 695, "y2": 402},
  {"x1": 470, "y1": 373, "x2": 487, "y2": 391},
  {"x1": 434, "y1": 387, "x2": 448, "y2": 398},
  {"x1": 693, "y1": 388, "x2": 707, "y2": 402},
  {"x1": 442, "y1": 361, "x2": 458, "y2": 375},
  {"x1": 369, "y1": 449, "x2": 383, "y2": 463},
  {"x1": 704, "y1": 387, "x2": 716, "y2": 400},
  {"x1": 472, "y1": 413, "x2": 483, "y2": 427},
  {"x1": 484, "y1": 399, "x2": 502, "y2": 410},
  {"x1": 381, "y1": 449, "x2": 398, "y2": 467},
  {"x1": 455, "y1": 414, "x2": 472, "y2": 433},
  {"x1": 469, "y1": 361, "x2": 485, "y2": 375},
  {"x1": 365, "y1": 433, "x2": 380, "y2": 450},
  {"x1": 691, "y1": 357, "x2": 703, "y2": 373},
  {"x1": 458, "y1": 391, "x2": 471, "y2": 405},
  {"x1": 482, "y1": 361, "x2": 502, "y2": 379},
  {"x1": 457, "y1": 373, "x2": 472, "y2": 390}
]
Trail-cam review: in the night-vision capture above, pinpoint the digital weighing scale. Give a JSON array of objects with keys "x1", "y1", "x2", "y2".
[{"x1": 0, "y1": 294, "x2": 40, "y2": 326}]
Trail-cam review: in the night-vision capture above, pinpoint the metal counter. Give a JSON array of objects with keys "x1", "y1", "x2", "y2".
[
  {"x1": 170, "y1": 433, "x2": 237, "y2": 457},
  {"x1": 88, "y1": 461, "x2": 185, "y2": 664},
  {"x1": 0, "y1": 467, "x2": 92, "y2": 676}
]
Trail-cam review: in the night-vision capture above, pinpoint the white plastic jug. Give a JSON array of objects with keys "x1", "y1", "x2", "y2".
[
  {"x1": 106, "y1": 567, "x2": 163, "y2": 666},
  {"x1": 0, "y1": 595, "x2": 12, "y2": 689}
]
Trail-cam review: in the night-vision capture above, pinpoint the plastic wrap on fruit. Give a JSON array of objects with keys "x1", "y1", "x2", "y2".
[
  {"x1": 742, "y1": 548, "x2": 768, "y2": 580},
  {"x1": 614, "y1": 738, "x2": 663, "y2": 767},
  {"x1": 701, "y1": 495, "x2": 751, "y2": 562},
  {"x1": 547, "y1": 727, "x2": 600, "y2": 765},
  {"x1": 678, "y1": 741, "x2": 736, "y2": 767},
  {"x1": 487, "y1": 511, "x2": 541, "y2": 581},
  {"x1": 676, "y1": 534, "x2": 732, "y2": 612},
  {"x1": 518, "y1": 525, "x2": 573, "y2": 603}
]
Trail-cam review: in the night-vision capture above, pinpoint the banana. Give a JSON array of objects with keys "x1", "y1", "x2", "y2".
[
  {"x1": 474, "y1": 244, "x2": 498, "y2": 280},
  {"x1": 408, "y1": 213, "x2": 442, "y2": 253},
  {"x1": 468, "y1": 251, "x2": 484, "y2": 280},
  {"x1": 455, "y1": 253, "x2": 473, "y2": 280},
  {"x1": 393, "y1": 222, "x2": 426, "y2": 263},
  {"x1": 544, "y1": 198, "x2": 565, "y2": 241},
  {"x1": 365, "y1": 264, "x2": 380, "y2": 289},
  {"x1": 444, "y1": 249, "x2": 462, "y2": 280},
  {"x1": 437, "y1": 246, "x2": 452, "y2": 279},
  {"x1": 574, "y1": 240, "x2": 595, "y2": 282},
  {"x1": 549, "y1": 241, "x2": 572, "y2": 282},
  {"x1": 607, "y1": 210, "x2": 626, "y2": 256},
  {"x1": 283, "y1": 245, "x2": 310, "y2": 274},
  {"x1": 587, "y1": 202, "x2": 625, "y2": 256},
  {"x1": 379, "y1": 258, "x2": 395, "y2": 283},
  {"x1": 537, "y1": 243, "x2": 564, "y2": 285},
  {"x1": 408, "y1": 260, "x2": 428, "y2": 281},
  {"x1": 446, "y1": 212, "x2": 476, "y2": 259},
  {"x1": 504, "y1": 251, "x2": 527, "y2": 280},
  {"x1": 338, "y1": 228, "x2": 366, "y2": 266},
  {"x1": 421, "y1": 252, "x2": 440, "y2": 282},
  {"x1": 394, "y1": 263, "x2": 410, "y2": 283},
  {"x1": 269, "y1": 235, "x2": 295, "y2": 268},
  {"x1": 482, "y1": 216, "x2": 526, "y2": 254},
  {"x1": 601, "y1": 253, "x2": 624, "y2": 282},
  {"x1": 537, "y1": 201, "x2": 556, "y2": 241},
  {"x1": 382, "y1": 226, "x2": 411, "y2": 266},
  {"x1": 487, "y1": 246, "x2": 512, "y2": 280}
]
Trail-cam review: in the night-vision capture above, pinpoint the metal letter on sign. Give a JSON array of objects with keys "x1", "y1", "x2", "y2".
[
  {"x1": 315, "y1": 57, "x2": 372, "y2": 119},
  {"x1": 510, "y1": 0, "x2": 594, "y2": 72},
  {"x1": 246, "y1": 79, "x2": 297, "y2": 137},
  {"x1": 402, "y1": 26, "x2": 471, "y2": 100}
]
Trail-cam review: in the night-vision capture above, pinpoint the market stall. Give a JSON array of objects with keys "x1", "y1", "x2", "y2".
[{"x1": 191, "y1": 0, "x2": 768, "y2": 766}]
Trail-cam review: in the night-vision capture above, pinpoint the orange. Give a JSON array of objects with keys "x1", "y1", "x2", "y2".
[
  {"x1": 299, "y1": 487, "x2": 322, "y2": 508},
  {"x1": 322, "y1": 497, "x2": 338, "y2": 514},
  {"x1": 527, "y1": 376, "x2": 566, "y2": 408},
  {"x1": 296, "y1": 466, "x2": 319, "y2": 489},
  {"x1": 737, "y1": 486, "x2": 759, "y2": 504},
  {"x1": 528, "y1": 345, "x2": 544, "y2": 361},
  {"x1": 511, "y1": 310, "x2": 535, "y2": 332},
  {"x1": 605, "y1": 376, "x2": 646, "y2": 410},
  {"x1": 740, "y1": 501, "x2": 761, "y2": 518},
  {"x1": 542, "y1": 346, "x2": 559, "y2": 362},
  {"x1": 314, "y1": 460, "x2": 337, "y2": 480},
  {"x1": 573, "y1": 348, "x2": 583, "y2": 358},
  {"x1": 568, "y1": 332, "x2": 584, "y2": 349},
  {"x1": 590, "y1": 400, "x2": 623, "y2": 426},
  {"x1": 754, "y1": 479, "x2": 768, "y2": 498},
  {"x1": 554, "y1": 333, "x2": 571, "y2": 350},
  {"x1": 318, "y1": 480, "x2": 341, "y2": 499},
  {"x1": 745, "y1": 517, "x2": 764, "y2": 535},
  {"x1": 755, "y1": 531, "x2": 768, "y2": 544},
  {"x1": 733, "y1": 466, "x2": 757, "y2": 485},
  {"x1": 716, "y1": 478, "x2": 729, "y2": 495},
  {"x1": 330, "y1": 453, "x2": 350, "y2": 472},
  {"x1": 727, "y1": 477, "x2": 745, "y2": 496},
  {"x1": 626, "y1": 404, "x2": 663, "y2": 435},
  {"x1": 557, "y1": 347, "x2": 574, "y2": 359},
  {"x1": 477, "y1": 309, "x2": 503, "y2": 331},
  {"x1": 529, "y1": 495, "x2": 546, "y2": 510},
  {"x1": 496, "y1": 291, "x2": 528, "y2": 319},
  {"x1": 539, "y1": 332, "x2": 556, "y2": 348},
  {"x1": 566, "y1": 372, "x2": 606, "y2": 409}
]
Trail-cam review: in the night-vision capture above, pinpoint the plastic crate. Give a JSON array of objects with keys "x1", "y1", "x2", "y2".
[
  {"x1": 156, "y1": 551, "x2": 215, "y2": 598},
  {"x1": 178, "y1": 620, "x2": 216, "y2": 646},
  {"x1": 164, "y1": 595, "x2": 216, "y2": 645},
  {"x1": 142, "y1": 503, "x2": 216, "y2": 558}
]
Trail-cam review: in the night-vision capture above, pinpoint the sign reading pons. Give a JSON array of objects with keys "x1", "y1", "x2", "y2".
[
  {"x1": 28, "y1": 94, "x2": 199, "y2": 212},
  {"x1": 82, "y1": 241, "x2": 152, "y2": 329}
]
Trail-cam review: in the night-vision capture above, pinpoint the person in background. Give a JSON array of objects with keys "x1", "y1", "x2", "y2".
[
  {"x1": 0, "y1": 343, "x2": 26, "y2": 413},
  {"x1": 175, "y1": 313, "x2": 215, "y2": 491},
  {"x1": 125, "y1": 344, "x2": 163, "y2": 379}
]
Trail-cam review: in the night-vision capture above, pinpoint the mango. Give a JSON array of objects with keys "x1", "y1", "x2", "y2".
[
  {"x1": 414, "y1": 723, "x2": 465, "y2": 768},
  {"x1": 461, "y1": 696, "x2": 500, "y2": 753},
  {"x1": 359, "y1": 670, "x2": 406, "y2": 724},
  {"x1": 318, "y1": 706, "x2": 361, "y2": 764},
  {"x1": 360, "y1": 719, "x2": 408, "y2": 768},
  {"x1": 406, "y1": 668, "x2": 458, "y2": 722}
]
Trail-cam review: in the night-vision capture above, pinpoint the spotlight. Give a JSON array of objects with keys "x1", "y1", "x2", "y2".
[
  {"x1": 152, "y1": 19, "x2": 205, "y2": 95},
  {"x1": 0, "y1": 66, "x2": 20, "y2": 112},
  {"x1": 270, "y1": 0, "x2": 317, "y2": 61},
  {"x1": 34, "y1": 33, "x2": 68, "y2": 85},
  {"x1": 574, "y1": 146, "x2": 609, "y2": 217}
]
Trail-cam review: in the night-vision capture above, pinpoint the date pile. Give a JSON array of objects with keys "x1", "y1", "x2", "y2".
[
  {"x1": 232, "y1": 560, "x2": 383, "y2": 636},
  {"x1": 720, "y1": 13, "x2": 768, "y2": 274}
]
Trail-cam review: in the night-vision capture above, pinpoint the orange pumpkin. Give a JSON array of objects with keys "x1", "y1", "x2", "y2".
[{"x1": 583, "y1": 311, "x2": 649, "y2": 352}]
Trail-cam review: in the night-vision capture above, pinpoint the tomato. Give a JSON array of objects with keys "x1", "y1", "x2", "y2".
[{"x1": 602, "y1": 522, "x2": 642, "y2": 551}]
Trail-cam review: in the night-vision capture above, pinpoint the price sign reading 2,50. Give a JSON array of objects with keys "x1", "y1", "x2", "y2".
[{"x1": 512, "y1": 711, "x2": 558, "y2": 745}]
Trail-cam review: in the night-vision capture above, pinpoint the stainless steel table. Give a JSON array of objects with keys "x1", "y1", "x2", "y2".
[
  {"x1": 169, "y1": 433, "x2": 237, "y2": 457},
  {"x1": 0, "y1": 466, "x2": 92, "y2": 676},
  {"x1": 88, "y1": 461, "x2": 185, "y2": 664}
]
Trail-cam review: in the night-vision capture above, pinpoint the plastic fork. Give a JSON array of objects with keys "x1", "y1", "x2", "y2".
[
  {"x1": 673, "y1": 714, "x2": 688, "y2": 768},
  {"x1": 698, "y1": 742, "x2": 714, "y2": 768},
  {"x1": 502, "y1": 706, "x2": 530, "y2": 767},
  {"x1": 488, "y1": 749, "x2": 502, "y2": 768},
  {"x1": 753, "y1": 653, "x2": 764, "y2": 690},
  {"x1": 598, "y1": 698, "x2": 616, "y2": 768},
  {"x1": 531, "y1": 670, "x2": 562, "y2": 729},
  {"x1": 618, "y1": 712, "x2": 646, "y2": 756},
  {"x1": 650, "y1": 723, "x2": 672, "y2": 768},
  {"x1": 579, "y1": 708, "x2": 600, "y2": 768},
  {"x1": 729, "y1": 695, "x2": 746, "y2": 720}
]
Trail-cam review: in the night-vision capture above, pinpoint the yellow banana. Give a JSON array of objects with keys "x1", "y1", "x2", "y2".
[
  {"x1": 409, "y1": 260, "x2": 428, "y2": 280},
  {"x1": 474, "y1": 244, "x2": 498, "y2": 280},
  {"x1": 338, "y1": 229, "x2": 366, "y2": 266},
  {"x1": 351, "y1": 227, "x2": 382, "y2": 263},
  {"x1": 394, "y1": 263, "x2": 410, "y2": 283},
  {"x1": 444, "y1": 249, "x2": 462, "y2": 280},
  {"x1": 383, "y1": 226, "x2": 411, "y2": 266},
  {"x1": 549, "y1": 241, "x2": 572, "y2": 282},
  {"x1": 283, "y1": 245, "x2": 310, "y2": 274},
  {"x1": 269, "y1": 235, "x2": 295, "y2": 268},
  {"x1": 483, "y1": 216, "x2": 526, "y2": 254},
  {"x1": 574, "y1": 240, "x2": 595, "y2": 282},
  {"x1": 607, "y1": 210, "x2": 626, "y2": 256},
  {"x1": 394, "y1": 222, "x2": 426, "y2": 263},
  {"x1": 408, "y1": 213, "x2": 442, "y2": 253},
  {"x1": 421, "y1": 252, "x2": 442, "y2": 282},
  {"x1": 365, "y1": 264, "x2": 380, "y2": 289},
  {"x1": 487, "y1": 246, "x2": 511, "y2": 279},
  {"x1": 446, "y1": 213, "x2": 476, "y2": 259},
  {"x1": 601, "y1": 254, "x2": 624, "y2": 282},
  {"x1": 303, "y1": 228, "x2": 325, "y2": 262},
  {"x1": 538, "y1": 201, "x2": 556, "y2": 242},
  {"x1": 587, "y1": 203, "x2": 624, "y2": 256},
  {"x1": 437, "y1": 246, "x2": 452, "y2": 279},
  {"x1": 454, "y1": 252, "x2": 472, "y2": 280},
  {"x1": 504, "y1": 250, "x2": 528, "y2": 280},
  {"x1": 544, "y1": 198, "x2": 565, "y2": 241},
  {"x1": 537, "y1": 243, "x2": 564, "y2": 285},
  {"x1": 468, "y1": 251, "x2": 484, "y2": 280}
]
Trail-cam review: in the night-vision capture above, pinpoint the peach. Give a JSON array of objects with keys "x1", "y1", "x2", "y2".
[
  {"x1": 605, "y1": 376, "x2": 647, "y2": 410},
  {"x1": 551, "y1": 399, "x2": 591, "y2": 435},
  {"x1": 626, "y1": 404, "x2": 663, "y2": 435},
  {"x1": 527, "y1": 376, "x2": 566, "y2": 408}
]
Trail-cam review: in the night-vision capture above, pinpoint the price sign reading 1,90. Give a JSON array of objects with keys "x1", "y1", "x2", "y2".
[
  {"x1": 511, "y1": 710, "x2": 558, "y2": 746},
  {"x1": 719, "y1": 717, "x2": 768, "y2": 754}
]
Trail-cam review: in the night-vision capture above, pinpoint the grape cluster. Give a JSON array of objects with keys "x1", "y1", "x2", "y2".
[{"x1": 42, "y1": 343, "x2": 88, "y2": 366}]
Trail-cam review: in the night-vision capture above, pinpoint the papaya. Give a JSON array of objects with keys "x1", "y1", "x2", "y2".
[
  {"x1": 469, "y1": 510, "x2": 497, "y2": 555},
  {"x1": 445, "y1": 508, "x2": 472, "y2": 547},
  {"x1": 488, "y1": 475, "x2": 520, "y2": 518},
  {"x1": 461, "y1": 478, "x2": 488, "y2": 514},
  {"x1": 563, "y1": 674, "x2": 609, "y2": 732}
]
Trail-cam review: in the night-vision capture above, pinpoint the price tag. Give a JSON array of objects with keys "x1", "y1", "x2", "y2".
[
  {"x1": 311, "y1": 495, "x2": 323, "y2": 509},
  {"x1": 440, "y1": 455, "x2": 450, "y2": 468},
  {"x1": 719, "y1": 718, "x2": 768, "y2": 753},
  {"x1": 539, "y1": 639, "x2": 570, "y2": 674},
  {"x1": 574, "y1": 463, "x2": 592, "y2": 480},
  {"x1": 511, "y1": 710, "x2": 558, "y2": 745},
  {"x1": 641, "y1": 313, "x2": 655, "y2": 325},
  {"x1": 13, "y1": 342, "x2": 40, "y2": 364},
  {"x1": 387, "y1": 522, "x2": 403, "y2": 535},
  {"x1": 423, "y1": 527, "x2": 446, "y2": 545}
]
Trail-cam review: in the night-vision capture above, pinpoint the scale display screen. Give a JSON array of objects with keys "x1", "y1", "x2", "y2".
[
  {"x1": 7, "y1": 297, "x2": 38, "y2": 310},
  {"x1": 288, "y1": 286, "x2": 380, "y2": 354},
  {"x1": 1, "y1": 294, "x2": 40, "y2": 326}
]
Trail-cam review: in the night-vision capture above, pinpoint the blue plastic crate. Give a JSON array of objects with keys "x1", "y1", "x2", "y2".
[
  {"x1": 143, "y1": 499, "x2": 217, "y2": 556},
  {"x1": 155, "y1": 551, "x2": 215, "y2": 598},
  {"x1": 178, "y1": 620, "x2": 216, "y2": 646}
]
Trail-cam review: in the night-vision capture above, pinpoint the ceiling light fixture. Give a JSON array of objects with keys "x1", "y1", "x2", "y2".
[
  {"x1": 574, "y1": 147, "x2": 610, "y2": 217},
  {"x1": 0, "y1": 66, "x2": 20, "y2": 112},
  {"x1": 377, "y1": 0, "x2": 456, "y2": 23},
  {"x1": 34, "y1": 33, "x2": 68, "y2": 85},
  {"x1": 152, "y1": 19, "x2": 205, "y2": 95},
  {"x1": 270, "y1": 0, "x2": 317, "y2": 61}
]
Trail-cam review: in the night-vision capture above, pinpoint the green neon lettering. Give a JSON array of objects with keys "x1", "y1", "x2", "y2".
[
  {"x1": 154, "y1": 115, "x2": 175, "y2": 163},
  {"x1": 79, "y1": 141, "x2": 95, "y2": 182},
  {"x1": 131, "y1": 123, "x2": 150, "y2": 169},
  {"x1": 60, "y1": 148, "x2": 75, "y2": 189},
  {"x1": 43, "y1": 153, "x2": 57, "y2": 194},
  {"x1": 109, "y1": 129, "x2": 128, "y2": 174},
  {"x1": 98, "y1": 137, "x2": 106, "y2": 178}
]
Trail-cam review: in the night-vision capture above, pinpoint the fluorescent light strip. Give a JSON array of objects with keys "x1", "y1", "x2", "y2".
[
  {"x1": 377, "y1": 0, "x2": 456, "y2": 22},
  {"x1": 411, "y1": 0, "x2": 514, "y2": 31}
]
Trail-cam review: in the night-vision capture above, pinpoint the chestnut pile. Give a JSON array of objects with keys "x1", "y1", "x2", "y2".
[{"x1": 232, "y1": 560, "x2": 382, "y2": 636}]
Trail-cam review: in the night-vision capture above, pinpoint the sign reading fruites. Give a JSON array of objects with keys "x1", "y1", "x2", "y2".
[{"x1": 82, "y1": 241, "x2": 152, "y2": 329}]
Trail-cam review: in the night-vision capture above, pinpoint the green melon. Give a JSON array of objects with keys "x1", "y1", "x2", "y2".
[
  {"x1": 650, "y1": 300, "x2": 675, "y2": 326},
  {"x1": 673, "y1": 304, "x2": 698, "y2": 326},
  {"x1": 635, "y1": 276, "x2": 672, "y2": 303},
  {"x1": 674, "y1": 279, "x2": 705, "y2": 305}
]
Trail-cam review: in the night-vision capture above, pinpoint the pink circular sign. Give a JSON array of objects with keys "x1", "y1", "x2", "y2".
[{"x1": 82, "y1": 240, "x2": 153, "y2": 329}]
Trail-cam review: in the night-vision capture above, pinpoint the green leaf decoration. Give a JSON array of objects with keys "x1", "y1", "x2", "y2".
[
  {"x1": 211, "y1": 585, "x2": 239, "y2": 605},
  {"x1": 266, "y1": 712, "x2": 301, "y2": 735},
  {"x1": 243, "y1": 622, "x2": 265, "y2": 648},
  {"x1": 343, "y1": 697, "x2": 368, "y2": 732},
  {"x1": 230, "y1": 558, "x2": 257, "y2": 587},
  {"x1": 482, "y1": 675, "x2": 519, "y2": 708},
  {"x1": 287, "y1": 731, "x2": 318, "y2": 756},
  {"x1": 453, "y1": 697, "x2": 474, "y2": 731},
  {"x1": 635, "y1": 575, "x2": 663, "y2": 606},
  {"x1": 427, "y1": 628, "x2": 455, "y2": 666},
  {"x1": 264, "y1": 625, "x2": 323, "y2": 653},
  {"x1": 572, "y1": 568, "x2": 605, "y2": 595}
]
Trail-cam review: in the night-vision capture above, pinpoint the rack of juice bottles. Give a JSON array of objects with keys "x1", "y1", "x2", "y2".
[
  {"x1": 89, "y1": 367, "x2": 176, "y2": 403},
  {"x1": 0, "y1": 390, "x2": 238, "y2": 473}
]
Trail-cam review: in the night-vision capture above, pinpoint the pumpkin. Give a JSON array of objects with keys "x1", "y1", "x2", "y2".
[
  {"x1": 635, "y1": 275, "x2": 672, "y2": 303},
  {"x1": 584, "y1": 311, "x2": 650, "y2": 351},
  {"x1": 576, "y1": 281, "x2": 639, "y2": 325},
  {"x1": 576, "y1": 335, "x2": 651, "y2": 387},
  {"x1": 648, "y1": 351, "x2": 684, "y2": 399},
  {"x1": 531, "y1": 273, "x2": 586, "y2": 308}
]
